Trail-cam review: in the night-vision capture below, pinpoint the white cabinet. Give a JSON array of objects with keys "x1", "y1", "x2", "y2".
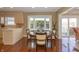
[{"x1": 2, "y1": 28, "x2": 23, "y2": 45}]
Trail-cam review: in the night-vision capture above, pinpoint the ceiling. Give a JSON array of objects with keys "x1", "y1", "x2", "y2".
[
  {"x1": 65, "y1": 7, "x2": 79, "y2": 14},
  {"x1": 0, "y1": 7, "x2": 61, "y2": 12}
]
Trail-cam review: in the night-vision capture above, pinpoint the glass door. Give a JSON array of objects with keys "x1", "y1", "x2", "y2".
[
  {"x1": 61, "y1": 17, "x2": 77, "y2": 52},
  {"x1": 68, "y1": 18, "x2": 77, "y2": 52},
  {"x1": 61, "y1": 18, "x2": 69, "y2": 52}
]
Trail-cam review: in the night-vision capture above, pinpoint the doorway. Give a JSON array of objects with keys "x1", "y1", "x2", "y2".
[{"x1": 60, "y1": 16, "x2": 78, "y2": 52}]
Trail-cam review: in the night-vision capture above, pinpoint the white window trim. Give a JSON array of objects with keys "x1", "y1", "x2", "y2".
[
  {"x1": 28, "y1": 15, "x2": 52, "y2": 31},
  {"x1": 5, "y1": 17, "x2": 16, "y2": 26},
  {"x1": 59, "y1": 15, "x2": 79, "y2": 39}
]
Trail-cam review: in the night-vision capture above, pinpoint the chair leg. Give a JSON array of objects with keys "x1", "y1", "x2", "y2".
[{"x1": 45, "y1": 46, "x2": 47, "y2": 52}]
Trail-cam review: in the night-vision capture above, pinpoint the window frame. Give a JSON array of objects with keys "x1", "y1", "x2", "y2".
[
  {"x1": 59, "y1": 15, "x2": 79, "y2": 38},
  {"x1": 28, "y1": 15, "x2": 52, "y2": 31},
  {"x1": 5, "y1": 16, "x2": 15, "y2": 26}
]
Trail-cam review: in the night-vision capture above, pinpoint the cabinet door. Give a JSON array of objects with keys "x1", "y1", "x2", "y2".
[
  {"x1": 0, "y1": 29, "x2": 2, "y2": 44},
  {"x1": 3, "y1": 30, "x2": 13, "y2": 45}
]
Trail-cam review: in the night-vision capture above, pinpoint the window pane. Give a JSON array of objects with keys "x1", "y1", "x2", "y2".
[
  {"x1": 30, "y1": 18, "x2": 34, "y2": 29},
  {"x1": 46, "y1": 18, "x2": 49, "y2": 29},
  {"x1": 69, "y1": 18, "x2": 77, "y2": 36},
  {"x1": 35, "y1": 18, "x2": 44, "y2": 30},
  {"x1": 69, "y1": 18, "x2": 77, "y2": 27},
  {"x1": 29, "y1": 16, "x2": 51, "y2": 30},
  {"x1": 5, "y1": 17, "x2": 15, "y2": 25},
  {"x1": 62, "y1": 18, "x2": 68, "y2": 36}
]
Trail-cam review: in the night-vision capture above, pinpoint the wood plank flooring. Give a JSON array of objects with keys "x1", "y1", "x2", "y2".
[{"x1": 0, "y1": 37, "x2": 60, "y2": 52}]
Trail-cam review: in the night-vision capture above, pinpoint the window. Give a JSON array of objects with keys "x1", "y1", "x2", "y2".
[
  {"x1": 35, "y1": 18, "x2": 44, "y2": 30},
  {"x1": 28, "y1": 15, "x2": 52, "y2": 30},
  {"x1": 30, "y1": 18, "x2": 34, "y2": 29},
  {"x1": 60, "y1": 17, "x2": 78, "y2": 52},
  {"x1": 46, "y1": 18, "x2": 50, "y2": 29},
  {"x1": 61, "y1": 18, "x2": 68, "y2": 36},
  {"x1": 61, "y1": 17, "x2": 77, "y2": 37},
  {"x1": 0, "y1": 17, "x2": 5, "y2": 24},
  {"x1": 69, "y1": 18, "x2": 77, "y2": 27},
  {"x1": 5, "y1": 17, "x2": 15, "y2": 25}
]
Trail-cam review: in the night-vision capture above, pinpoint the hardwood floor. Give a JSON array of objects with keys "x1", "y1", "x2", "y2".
[{"x1": 0, "y1": 37, "x2": 60, "y2": 52}]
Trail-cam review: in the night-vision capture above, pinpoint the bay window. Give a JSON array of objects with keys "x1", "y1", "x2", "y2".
[{"x1": 28, "y1": 15, "x2": 52, "y2": 31}]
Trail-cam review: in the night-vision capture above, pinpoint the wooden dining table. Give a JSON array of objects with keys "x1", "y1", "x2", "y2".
[{"x1": 27, "y1": 30, "x2": 55, "y2": 51}]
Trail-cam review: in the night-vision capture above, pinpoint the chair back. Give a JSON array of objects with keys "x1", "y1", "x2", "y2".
[
  {"x1": 36, "y1": 33, "x2": 47, "y2": 45},
  {"x1": 36, "y1": 34, "x2": 46, "y2": 40},
  {"x1": 26, "y1": 29, "x2": 30, "y2": 39}
]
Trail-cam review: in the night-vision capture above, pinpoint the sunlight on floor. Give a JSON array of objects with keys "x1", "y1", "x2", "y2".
[{"x1": 62, "y1": 36, "x2": 76, "y2": 52}]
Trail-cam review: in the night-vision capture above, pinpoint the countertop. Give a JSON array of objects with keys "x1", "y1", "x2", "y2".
[{"x1": 1, "y1": 25, "x2": 24, "y2": 30}]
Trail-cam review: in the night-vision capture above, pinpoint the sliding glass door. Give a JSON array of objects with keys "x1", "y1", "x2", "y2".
[{"x1": 61, "y1": 17, "x2": 77, "y2": 52}]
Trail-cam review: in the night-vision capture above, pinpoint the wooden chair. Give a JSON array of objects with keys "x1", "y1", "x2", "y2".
[
  {"x1": 46, "y1": 31, "x2": 53, "y2": 51},
  {"x1": 26, "y1": 29, "x2": 30, "y2": 39},
  {"x1": 26, "y1": 29, "x2": 36, "y2": 51},
  {"x1": 36, "y1": 33, "x2": 47, "y2": 51}
]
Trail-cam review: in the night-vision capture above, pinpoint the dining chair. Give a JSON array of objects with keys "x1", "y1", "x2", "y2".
[
  {"x1": 36, "y1": 33, "x2": 47, "y2": 51},
  {"x1": 26, "y1": 29, "x2": 30, "y2": 39},
  {"x1": 26, "y1": 30, "x2": 36, "y2": 51},
  {"x1": 46, "y1": 31, "x2": 53, "y2": 51}
]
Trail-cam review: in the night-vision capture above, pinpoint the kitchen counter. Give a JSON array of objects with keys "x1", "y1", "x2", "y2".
[{"x1": 1, "y1": 25, "x2": 24, "y2": 45}]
